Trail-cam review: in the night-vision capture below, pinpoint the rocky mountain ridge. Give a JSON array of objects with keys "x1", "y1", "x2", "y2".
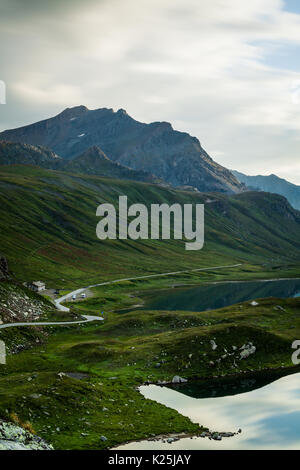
[
  {"x1": 0, "y1": 106, "x2": 243, "y2": 193},
  {"x1": 0, "y1": 141, "x2": 61, "y2": 168}
]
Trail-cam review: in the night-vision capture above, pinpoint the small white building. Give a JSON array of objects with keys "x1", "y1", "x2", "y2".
[{"x1": 27, "y1": 281, "x2": 46, "y2": 292}]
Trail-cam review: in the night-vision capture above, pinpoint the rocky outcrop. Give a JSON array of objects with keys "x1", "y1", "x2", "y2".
[
  {"x1": 0, "y1": 420, "x2": 53, "y2": 450},
  {"x1": 0, "y1": 106, "x2": 243, "y2": 193}
]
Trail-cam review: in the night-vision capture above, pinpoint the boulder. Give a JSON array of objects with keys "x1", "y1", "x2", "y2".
[
  {"x1": 240, "y1": 343, "x2": 256, "y2": 359},
  {"x1": 172, "y1": 376, "x2": 188, "y2": 384}
]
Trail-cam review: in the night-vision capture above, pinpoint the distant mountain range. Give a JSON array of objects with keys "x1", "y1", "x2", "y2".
[
  {"x1": 233, "y1": 170, "x2": 300, "y2": 210},
  {"x1": 0, "y1": 105, "x2": 243, "y2": 193}
]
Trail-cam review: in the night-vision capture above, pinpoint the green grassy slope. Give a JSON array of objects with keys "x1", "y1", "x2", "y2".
[
  {"x1": 1, "y1": 165, "x2": 300, "y2": 287},
  {"x1": 1, "y1": 296, "x2": 300, "y2": 449}
]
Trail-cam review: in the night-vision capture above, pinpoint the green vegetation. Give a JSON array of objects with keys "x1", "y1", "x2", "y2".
[
  {"x1": 1, "y1": 288, "x2": 300, "y2": 449},
  {"x1": 1, "y1": 165, "x2": 300, "y2": 449},
  {"x1": 65, "y1": 263, "x2": 300, "y2": 316},
  {"x1": 1, "y1": 165, "x2": 300, "y2": 288}
]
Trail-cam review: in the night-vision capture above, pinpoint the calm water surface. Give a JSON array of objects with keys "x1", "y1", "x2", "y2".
[
  {"x1": 143, "y1": 278, "x2": 300, "y2": 312},
  {"x1": 117, "y1": 372, "x2": 300, "y2": 450},
  {"x1": 116, "y1": 278, "x2": 300, "y2": 449}
]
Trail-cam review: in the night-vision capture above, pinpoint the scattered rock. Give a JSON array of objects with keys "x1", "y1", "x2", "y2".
[
  {"x1": 240, "y1": 343, "x2": 256, "y2": 359},
  {"x1": 172, "y1": 376, "x2": 188, "y2": 384},
  {"x1": 212, "y1": 433, "x2": 222, "y2": 441},
  {"x1": 220, "y1": 432, "x2": 235, "y2": 438},
  {"x1": 274, "y1": 305, "x2": 286, "y2": 313}
]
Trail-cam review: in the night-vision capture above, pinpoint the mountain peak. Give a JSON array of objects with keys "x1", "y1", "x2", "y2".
[
  {"x1": 58, "y1": 105, "x2": 89, "y2": 119},
  {"x1": 116, "y1": 108, "x2": 128, "y2": 116},
  {"x1": 0, "y1": 106, "x2": 243, "y2": 193},
  {"x1": 75, "y1": 146, "x2": 110, "y2": 162}
]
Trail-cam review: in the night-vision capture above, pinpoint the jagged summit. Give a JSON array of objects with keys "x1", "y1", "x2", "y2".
[
  {"x1": 116, "y1": 108, "x2": 128, "y2": 115},
  {"x1": 0, "y1": 106, "x2": 243, "y2": 193},
  {"x1": 58, "y1": 105, "x2": 89, "y2": 119}
]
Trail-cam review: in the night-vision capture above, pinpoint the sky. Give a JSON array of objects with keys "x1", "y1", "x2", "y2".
[{"x1": 1, "y1": 0, "x2": 300, "y2": 183}]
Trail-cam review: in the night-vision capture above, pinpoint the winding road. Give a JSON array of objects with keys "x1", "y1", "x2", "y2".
[
  {"x1": 0, "y1": 315, "x2": 104, "y2": 330},
  {"x1": 55, "y1": 263, "x2": 242, "y2": 312},
  {"x1": 0, "y1": 263, "x2": 241, "y2": 329}
]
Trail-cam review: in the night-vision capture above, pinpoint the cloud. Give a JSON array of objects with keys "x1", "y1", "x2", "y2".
[{"x1": 1, "y1": 0, "x2": 300, "y2": 182}]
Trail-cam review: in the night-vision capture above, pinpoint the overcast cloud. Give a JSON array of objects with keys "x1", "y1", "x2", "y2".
[{"x1": 1, "y1": 0, "x2": 300, "y2": 182}]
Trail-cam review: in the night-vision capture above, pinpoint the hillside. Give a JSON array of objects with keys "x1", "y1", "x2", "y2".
[
  {"x1": 233, "y1": 170, "x2": 300, "y2": 210},
  {"x1": 0, "y1": 256, "x2": 9, "y2": 280},
  {"x1": 0, "y1": 106, "x2": 243, "y2": 193},
  {"x1": 1, "y1": 290, "x2": 300, "y2": 449},
  {"x1": 0, "y1": 165, "x2": 299, "y2": 287}
]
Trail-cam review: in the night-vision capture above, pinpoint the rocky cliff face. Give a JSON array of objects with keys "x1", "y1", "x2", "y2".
[{"x1": 0, "y1": 106, "x2": 243, "y2": 193}]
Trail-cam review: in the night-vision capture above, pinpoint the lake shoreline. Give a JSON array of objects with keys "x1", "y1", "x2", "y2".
[
  {"x1": 116, "y1": 365, "x2": 300, "y2": 450},
  {"x1": 141, "y1": 362, "x2": 300, "y2": 388}
]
